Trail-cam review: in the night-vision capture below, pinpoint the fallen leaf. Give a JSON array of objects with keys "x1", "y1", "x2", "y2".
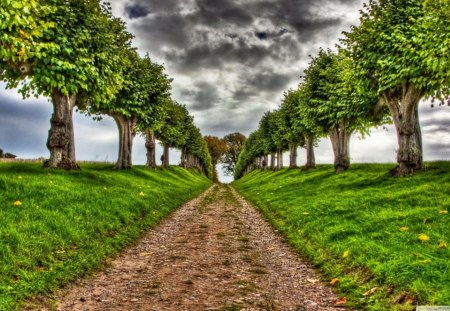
[
  {"x1": 13, "y1": 200, "x2": 22, "y2": 206},
  {"x1": 342, "y1": 251, "x2": 350, "y2": 258},
  {"x1": 438, "y1": 241, "x2": 448, "y2": 249},
  {"x1": 363, "y1": 287, "x2": 378, "y2": 296},
  {"x1": 303, "y1": 212, "x2": 310, "y2": 215},
  {"x1": 139, "y1": 192, "x2": 145, "y2": 196},
  {"x1": 330, "y1": 278, "x2": 339, "y2": 285},
  {"x1": 139, "y1": 252, "x2": 153, "y2": 256},
  {"x1": 400, "y1": 226, "x2": 409, "y2": 231},
  {"x1": 334, "y1": 297, "x2": 347, "y2": 305},
  {"x1": 418, "y1": 234, "x2": 430, "y2": 242},
  {"x1": 439, "y1": 210, "x2": 448, "y2": 215},
  {"x1": 307, "y1": 278, "x2": 318, "y2": 284}
]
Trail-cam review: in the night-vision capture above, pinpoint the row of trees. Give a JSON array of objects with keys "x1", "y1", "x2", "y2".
[
  {"x1": 0, "y1": 0, "x2": 212, "y2": 178},
  {"x1": 235, "y1": 0, "x2": 449, "y2": 179}
]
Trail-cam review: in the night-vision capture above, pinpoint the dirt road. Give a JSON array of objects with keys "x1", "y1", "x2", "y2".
[{"x1": 48, "y1": 185, "x2": 339, "y2": 310}]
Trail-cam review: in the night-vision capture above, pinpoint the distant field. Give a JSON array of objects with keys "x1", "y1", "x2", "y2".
[
  {"x1": 0, "y1": 163, "x2": 211, "y2": 310},
  {"x1": 233, "y1": 163, "x2": 450, "y2": 310}
]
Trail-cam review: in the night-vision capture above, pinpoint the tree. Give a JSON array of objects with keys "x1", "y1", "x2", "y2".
[
  {"x1": 204, "y1": 136, "x2": 227, "y2": 182},
  {"x1": 96, "y1": 52, "x2": 171, "y2": 169},
  {"x1": 221, "y1": 132, "x2": 246, "y2": 176},
  {"x1": 0, "y1": 1, "x2": 132, "y2": 169},
  {"x1": 155, "y1": 101, "x2": 192, "y2": 169},
  {"x1": 343, "y1": 0, "x2": 450, "y2": 175},
  {"x1": 291, "y1": 85, "x2": 322, "y2": 170},
  {"x1": 300, "y1": 49, "x2": 384, "y2": 172},
  {"x1": 279, "y1": 94, "x2": 305, "y2": 168}
]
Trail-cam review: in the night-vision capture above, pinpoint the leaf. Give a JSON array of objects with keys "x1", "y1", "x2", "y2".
[
  {"x1": 342, "y1": 251, "x2": 350, "y2": 258},
  {"x1": 334, "y1": 297, "x2": 347, "y2": 305},
  {"x1": 363, "y1": 287, "x2": 378, "y2": 296},
  {"x1": 307, "y1": 278, "x2": 318, "y2": 284},
  {"x1": 13, "y1": 200, "x2": 22, "y2": 206},
  {"x1": 330, "y1": 278, "x2": 340, "y2": 285},
  {"x1": 438, "y1": 241, "x2": 448, "y2": 249},
  {"x1": 439, "y1": 210, "x2": 448, "y2": 215},
  {"x1": 418, "y1": 234, "x2": 430, "y2": 242},
  {"x1": 400, "y1": 226, "x2": 409, "y2": 231}
]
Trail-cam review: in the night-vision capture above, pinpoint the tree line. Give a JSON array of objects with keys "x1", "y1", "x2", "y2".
[
  {"x1": 0, "y1": 0, "x2": 213, "y2": 178},
  {"x1": 235, "y1": 0, "x2": 449, "y2": 179}
]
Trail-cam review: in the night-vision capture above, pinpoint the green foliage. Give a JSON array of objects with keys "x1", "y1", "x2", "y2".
[
  {"x1": 221, "y1": 133, "x2": 246, "y2": 176},
  {"x1": 0, "y1": 162, "x2": 211, "y2": 310},
  {"x1": 1, "y1": 0, "x2": 133, "y2": 102},
  {"x1": 156, "y1": 100, "x2": 192, "y2": 149},
  {"x1": 300, "y1": 49, "x2": 383, "y2": 136},
  {"x1": 97, "y1": 50, "x2": 172, "y2": 130},
  {"x1": 234, "y1": 130, "x2": 266, "y2": 179},
  {"x1": 233, "y1": 163, "x2": 450, "y2": 309},
  {"x1": 343, "y1": 0, "x2": 450, "y2": 102}
]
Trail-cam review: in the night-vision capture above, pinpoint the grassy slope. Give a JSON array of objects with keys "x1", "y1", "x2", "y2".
[
  {"x1": 0, "y1": 163, "x2": 211, "y2": 310},
  {"x1": 233, "y1": 163, "x2": 450, "y2": 310}
]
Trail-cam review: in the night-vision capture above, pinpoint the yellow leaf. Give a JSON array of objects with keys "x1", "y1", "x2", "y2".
[
  {"x1": 438, "y1": 241, "x2": 448, "y2": 249},
  {"x1": 439, "y1": 210, "x2": 448, "y2": 215},
  {"x1": 363, "y1": 287, "x2": 378, "y2": 296},
  {"x1": 330, "y1": 278, "x2": 339, "y2": 285},
  {"x1": 139, "y1": 192, "x2": 145, "y2": 196},
  {"x1": 17, "y1": 47, "x2": 26, "y2": 57},
  {"x1": 303, "y1": 212, "x2": 310, "y2": 215},
  {"x1": 418, "y1": 234, "x2": 430, "y2": 242},
  {"x1": 13, "y1": 200, "x2": 22, "y2": 206},
  {"x1": 342, "y1": 251, "x2": 350, "y2": 258},
  {"x1": 307, "y1": 278, "x2": 318, "y2": 284},
  {"x1": 400, "y1": 226, "x2": 409, "y2": 231}
]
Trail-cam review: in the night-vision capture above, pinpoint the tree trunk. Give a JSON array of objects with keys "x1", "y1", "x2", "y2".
[
  {"x1": 145, "y1": 129, "x2": 156, "y2": 168},
  {"x1": 383, "y1": 85, "x2": 424, "y2": 176},
  {"x1": 303, "y1": 134, "x2": 316, "y2": 170},
  {"x1": 289, "y1": 144, "x2": 297, "y2": 168},
  {"x1": 270, "y1": 153, "x2": 275, "y2": 169},
  {"x1": 262, "y1": 155, "x2": 268, "y2": 169},
  {"x1": 44, "y1": 91, "x2": 79, "y2": 170},
  {"x1": 276, "y1": 149, "x2": 283, "y2": 170},
  {"x1": 163, "y1": 144, "x2": 170, "y2": 169},
  {"x1": 112, "y1": 114, "x2": 135, "y2": 170},
  {"x1": 329, "y1": 124, "x2": 352, "y2": 173}
]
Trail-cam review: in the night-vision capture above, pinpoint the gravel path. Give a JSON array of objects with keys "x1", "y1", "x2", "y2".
[{"x1": 43, "y1": 185, "x2": 340, "y2": 310}]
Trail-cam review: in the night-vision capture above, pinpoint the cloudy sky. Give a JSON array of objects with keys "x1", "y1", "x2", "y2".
[{"x1": 0, "y1": 0, "x2": 449, "y2": 182}]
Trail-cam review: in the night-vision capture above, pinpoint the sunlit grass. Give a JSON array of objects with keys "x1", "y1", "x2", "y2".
[
  {"x1": 233, "y1": 162, "x2": 450, "y2": 310},
  {"x1": 0, "y1": 163, "x2": 211, "y2": 310}
]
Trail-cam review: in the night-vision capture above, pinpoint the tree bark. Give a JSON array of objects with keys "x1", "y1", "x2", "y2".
[
  {"x1": 383, "y1": 85, "x2": 424, "y2": 176},
  {"x1": 163, "y1": 144, "x2": 170, "y2": 169},
  {"x1": 145, "y1": 129, "x2": 157, "y2": 168},
  {"x1": 303, "y1": 134, "x2": 316, "y2": 170},
  {"x1": 44, "y1": 91, "x2": 79, "y2": 170},
  {"x1": 289, "y1": 144, "x2": 298, "y2": 168},
  {"x1": 276, "y1": 149, "x2": 283, "y2": 170},
  {"x1": 112, "y1": 114, "x2": 135, "y2": 170},
  {"x1": 329, "y1": 124, "x2": 352, "y2": 173},
  {"x1": 270, "y1": 153, "x2": 276, "y2": 169}
]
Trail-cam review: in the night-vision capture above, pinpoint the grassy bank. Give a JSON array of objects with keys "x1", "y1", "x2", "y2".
[
  {"x1": 0, "y1": 163, "x2": 211, "y2": 310},
  {"x1": 233, "y1": 163, "x2": 450, "y2": 310}
]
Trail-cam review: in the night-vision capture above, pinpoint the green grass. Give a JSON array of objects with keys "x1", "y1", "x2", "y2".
[
  {"x1": 0, "y1": 163, "x2": 211, "y2": 310},
  {"x1": 232, "y1": 162, "x2": 450, "y2": 310}
]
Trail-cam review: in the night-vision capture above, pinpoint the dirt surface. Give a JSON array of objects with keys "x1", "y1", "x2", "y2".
[{"x1": 39, "y1": 185, "x2": 341, "y2": 310}]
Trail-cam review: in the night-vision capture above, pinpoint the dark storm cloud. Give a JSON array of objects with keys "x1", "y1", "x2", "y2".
[
  {"x1": 124, "y1": 3, "x2": 151, "y2": 19},
  {"x1": 179, "y1": 82, "x2": 220, "y2": 111}
]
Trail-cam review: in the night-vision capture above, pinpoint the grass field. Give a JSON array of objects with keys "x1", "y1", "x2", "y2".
[
  {"x1": 0, "y1": 163, "x2": 211, "y2": 310},
  {"x1": 233, "y1": 162, "x2": 450, "y2": 310}
]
